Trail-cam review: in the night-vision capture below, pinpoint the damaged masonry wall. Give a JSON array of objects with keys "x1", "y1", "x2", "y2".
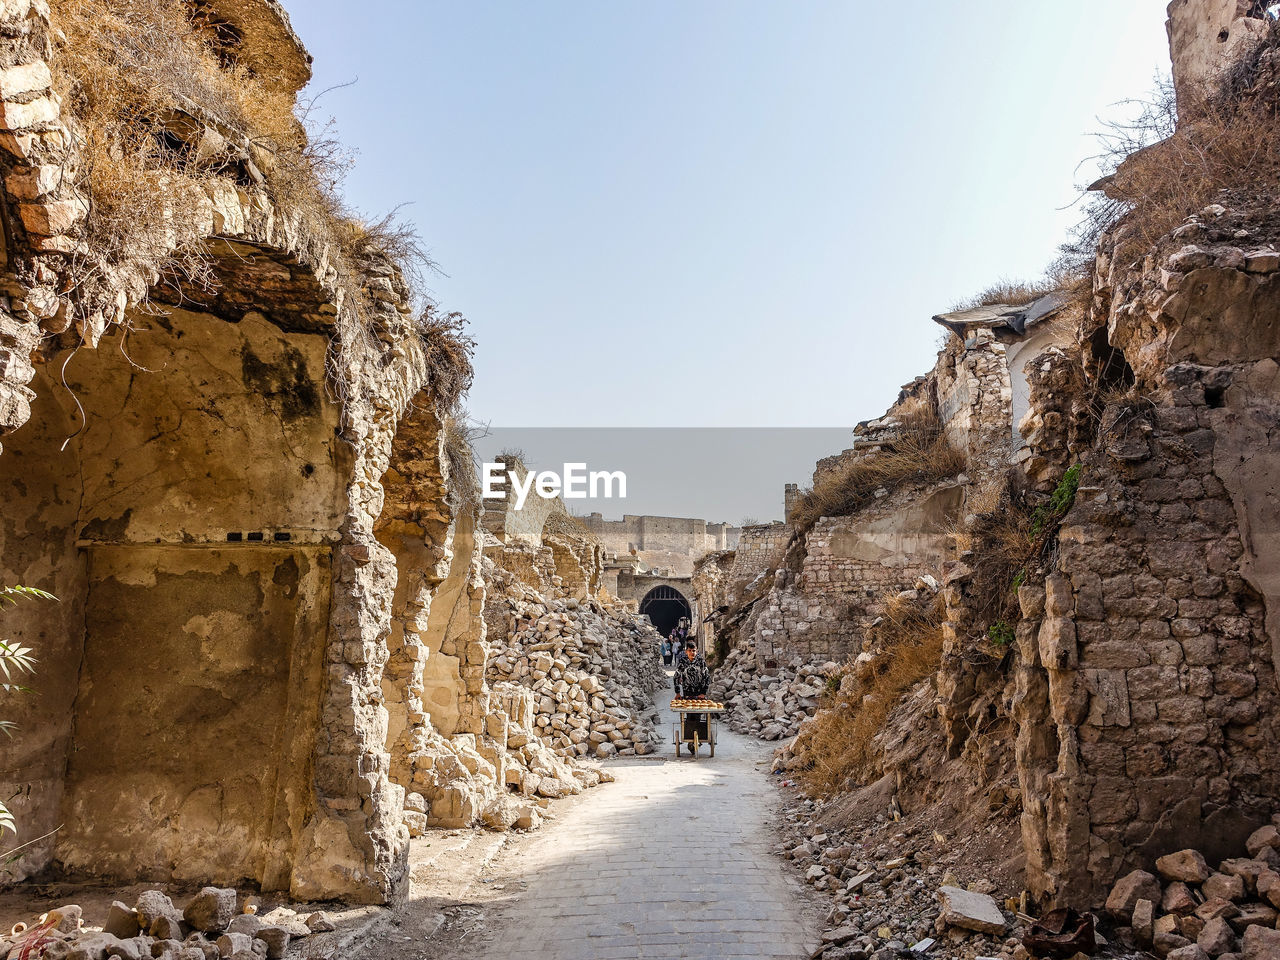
[
  {"x1": 722, "y1": 0, "x2": 1280, "y2": 904},
  {"x1": 0, "y1": 0, "x2": 500, "y2": 905}
]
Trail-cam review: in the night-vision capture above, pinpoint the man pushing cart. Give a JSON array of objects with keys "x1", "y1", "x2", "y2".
[{"x1": 671, "y1": 639, "x2": 723, "y2": 757}]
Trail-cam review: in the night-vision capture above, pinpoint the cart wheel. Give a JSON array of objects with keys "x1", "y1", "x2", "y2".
[{"x1": 691, "y1": 731, "x2": 700, "y2": 759}]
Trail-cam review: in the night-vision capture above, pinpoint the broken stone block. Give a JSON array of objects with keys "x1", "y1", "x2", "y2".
[
  {"x1": 1166, "y1": 946, "x2": 1209, "y2": 960},
  {"x1": 253, "y1": 927, "x2": 289, "y2": 960},
  {"x1": 1132, "y1": 897, "x2": 1157, "y2": 942},
  {"x1": 1247, "y1": 826, "x2": 1280, "y2": 859},
  {"x1": 1196, "y1": 898, "x2": 1241, "y2": 922},
  {"x1": 1221, "y1": 860, "x2": 1269, "y2": 893},
  {"x1": 1258, "y1": 870, "x2": 1280, "y2": 909},
  {"x1": 134, "y1": 892, "x2": 183, "y2": 940},
  {"x1": 1155, "y1": 931, "x2": 1194, "y2": 956},
  {"x1": 225, "y1": 916, "x2": 260, "y2": 937},
  {"x1": 63, "y1": 932, "x2": 123, "y2": 960},
  {"x1": 1203, "y1": 873, "x2": 1246, "y2": 902},
  {"x1": 1243, "y1": 925, "x2": 1280, "y2": 960},
  {"x1": 152, "y1": 915, "x2": 183, "y2": 941},
  {"x1": 1158, "y1": 850, "x2": 1212, "y2": 884},
  {"x1": 1165, "y1": 882, "x2": 1199, "y2": 914},
  {"x1": 1108, "y1": 869, "x2": 1163, "y2": 919},
  {"x1": 304, "y1": 913, "x2": 334, "y2": 934},
  {"x1": 116, "y1": 937, "x2": 155, "y2": 960},
  {"x1": 181, "y1": 937, "x2": 219, "y2": 960},
  {"x1": 845, "y1": 869, "x2": 876, "y2": 893},
  {"x1": 936, "y1": 885, "x2": 1006, "y2": 935},
  {"x1": 215, "y1": 933, "x2": 253, "y2": 956},
  {"x1": 1230, "y1": 903, "x2": 1279, "y2": 933},
  {"x1": 1199, "y1": 916, "x2": 1238, "y2": 957},
  {"x1": 404, "y1": 810, "x2": 428, "y2": 837},
  {"x1": 183, "y1": 888, "x2": 236, "y2": 933},
  {"x1": 104, "y1": 902, "x2": 141, "y2": 940},
  {"x1": 52, "y1": 905, "x2": 82, "y2": 934}
]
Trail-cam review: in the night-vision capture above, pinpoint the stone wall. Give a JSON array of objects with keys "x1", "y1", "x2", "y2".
[
  {"x1": 749, "y1": 483, "x2": 960, "y2": 665},
  {"x1": 1166, "y1": 0, "x2": 1271, "y2": 109},
  {"x1": 581, "y1": 513, "x2": 740, "y2": 578},
  {"x1": 729, "y1": 523, "x2": 789, "y2": 588},
  {"x1": 0, "y1": 0, "x2": 486, "y2": 906},
  {"x1": 1009, "y1": 206, "x2": 1280, "y2": 907}
]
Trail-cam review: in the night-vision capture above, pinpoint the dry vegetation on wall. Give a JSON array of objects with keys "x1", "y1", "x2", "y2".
[
  {"x1": 950, "y1": 276, "x2": 1061, "y2": 311},
  {"x1": 959, "y1": 465, "x2": 1082, "y2": 648},
  {"x1": 1075, "y1": 20, "x2": 1280, "y2": 261},
  {"x1": 419, "y1": 305, "x2": 476, "y2": 413},
  {"x1": 442, "y1": 413, "x2": 482, "y2": 511},
  {"x1": 788, "y1": 408, "x2": 964, "y2": 539},
  {"x1": 47, "y1": 0, "x2": 475, "y2": 390},
  {"x1": 796, "y1": 590, "x2": 945, "y2": 799}
]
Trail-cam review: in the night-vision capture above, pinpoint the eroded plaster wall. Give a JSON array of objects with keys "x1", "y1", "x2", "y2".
[
  {"x1": 0, "y1": 303, "x2": 346, "y2": 885},
  {"x1": 60, "y1": 545, "x2": 330, "y2": 885}
]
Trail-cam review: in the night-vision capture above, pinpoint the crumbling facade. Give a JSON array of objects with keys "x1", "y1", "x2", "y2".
[
  {"x1": 720, "y1": 0, "x2": 1280, "y2": 914},
  {"x1": 0, "y1": 0, "x2": 495, "y2": 906},
  {"x1": 581, "y1": 512, "x2": 739, "y2": 578}
]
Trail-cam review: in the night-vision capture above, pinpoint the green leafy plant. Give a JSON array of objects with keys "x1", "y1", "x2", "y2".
[
  {"x1": 1031, "y1": 463, "x2": 1082, "y2": 537},
  {"x1": 1009, "y1": 568, "x2": 1026, "y2": 597},
  {"x1": 0, "y1": 585, "x2": 53, "y2": 836},
  {"x1": 987, "y1": 620, "x2": 1015, "y2": 648}
]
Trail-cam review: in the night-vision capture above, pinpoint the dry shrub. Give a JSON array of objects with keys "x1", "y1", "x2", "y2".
[
  {"x1": 48, "y1": 0, "x2": 258, "y2": 279},
  {"x1": 796, "y1": 590, "x2": 945, "y2": 798},
  {"x1": 961, "y1": 465, "x2": 1082, "y2": 647},
  {"x1": 1074, "y1": 20, "x2": 1280, "y2": 261},
  {"x1": 442, "y1": 413, "x2": 481, "y2": 512},
  {"x1": 418, "y1": 305, "x2": 475, "y2": 414},
  {"x1": 789, "y1": 408, "x2": 965, "y2": 538},
  {"x1": 950, "y1": 277, "x2": 1060, "y2": 312},
  {"x1": 48, "y1": 0, "x2": 467, "y2": 387}
]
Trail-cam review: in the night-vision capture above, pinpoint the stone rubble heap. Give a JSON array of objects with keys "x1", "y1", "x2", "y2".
[
  {"x1": 1104, "y1": 821, "x2": 1280, "y2": 959},
  {"x1": 485, "y1": 574, "x2": 667, "y2": 760},
  {"x1": 0, "y1": 890, "x2": 337, "y2": 960},
  {"x1": 781, "y1": 795, "x2": 1019, "y2": 960},
  {"x1": 402, "y1": 683, "x2": 615, "y2": 834},
  {"x1": 707, "y1": 652, "x2": 835, "y2": 741}
]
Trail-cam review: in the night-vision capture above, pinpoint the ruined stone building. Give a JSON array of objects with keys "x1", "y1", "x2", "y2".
[
  {"x1": 579, "y1": 512, "x2": 739, "y2": 578},
  {"x1": 714, "y1": 0, "x2": 1280, "y2": 913},
  {"x1": 0, "y1": 0, "x2": 610, "y2": 908}
]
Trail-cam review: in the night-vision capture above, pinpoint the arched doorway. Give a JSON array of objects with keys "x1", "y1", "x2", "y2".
[{"x1": 639, "y1": 585, "x2": 692, "y2": 641}]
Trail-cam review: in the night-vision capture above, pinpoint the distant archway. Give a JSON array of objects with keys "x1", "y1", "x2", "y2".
[{"x1": 639, "y1": 585, "x2": 692, "y2": 641}]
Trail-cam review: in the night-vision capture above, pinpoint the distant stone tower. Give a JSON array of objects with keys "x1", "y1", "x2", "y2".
[{"x1": 784, "y1": 483, "x2": 799, "y2": 525}]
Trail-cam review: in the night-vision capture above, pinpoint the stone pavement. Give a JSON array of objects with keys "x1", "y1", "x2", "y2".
[{"x1": 449, "y1": 685, "x2": 821, "y2": 959}]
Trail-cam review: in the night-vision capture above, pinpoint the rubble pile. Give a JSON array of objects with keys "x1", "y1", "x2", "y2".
[
  {"x1": 402, "y1": 681, "x2": 615, "y2": 834},
  {"x1": 707, "y1": 652, "x2": 835, "y2": 741},
  {"x1": 780, "y1": 795, "x2": 1021, "y2": 960},
  {"x1": 0, "y1": 891, "x2": 338, "y2": 960},
  {"x1": 484, "y1": 563, "x2": 667, "y2": 759},
  {"x1": 1104, "y1": 821, "x2": 1280, "y2": 959}
]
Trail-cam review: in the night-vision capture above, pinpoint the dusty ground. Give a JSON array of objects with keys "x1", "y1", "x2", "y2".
[
  {"x1": 344, "y1": 695, "x2": 824, "y2": 960},
  {"x1": 0, "y1": 683, "x2": 823, "y2": 960}
]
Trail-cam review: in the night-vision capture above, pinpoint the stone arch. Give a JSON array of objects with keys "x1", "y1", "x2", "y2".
[{"x1": 639, "y1": 584, "x2": 692, "y2": 642}]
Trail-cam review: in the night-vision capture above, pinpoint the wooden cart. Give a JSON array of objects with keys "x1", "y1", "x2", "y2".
[{"x1": 671, "y1": 700, "x2": 724, "y2": 758}]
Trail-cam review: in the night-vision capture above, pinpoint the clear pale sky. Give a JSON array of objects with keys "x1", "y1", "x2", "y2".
[{"x1": 288, "y1": 1, "x2": 1172, "y2": 429}]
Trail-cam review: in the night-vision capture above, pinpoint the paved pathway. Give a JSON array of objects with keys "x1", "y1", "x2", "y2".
[{"x1": 450, "y1": 689, "x2": 820, "y2": 960}]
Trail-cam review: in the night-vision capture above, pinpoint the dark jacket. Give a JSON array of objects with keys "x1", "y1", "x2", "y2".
[{"x1": 674, "y1": 652, "x2": 711, "y2": 698}]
